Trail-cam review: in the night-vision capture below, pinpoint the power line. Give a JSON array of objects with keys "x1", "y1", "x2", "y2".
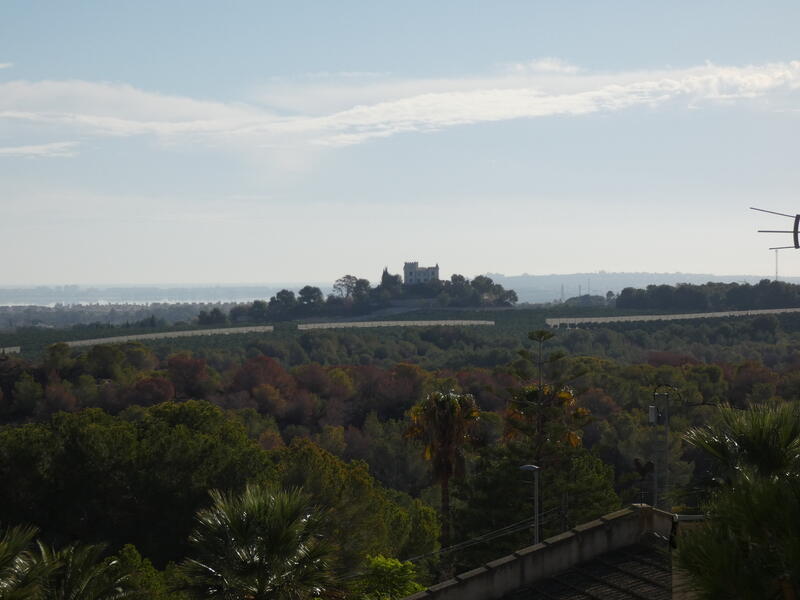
[{"x1": 403, "y1": 507, "x2": 562, "y2": 563}]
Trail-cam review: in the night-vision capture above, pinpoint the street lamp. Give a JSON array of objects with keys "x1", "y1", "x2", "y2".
[{"x1": 520, "y1": 464, "x2": 541, "y2": 544}]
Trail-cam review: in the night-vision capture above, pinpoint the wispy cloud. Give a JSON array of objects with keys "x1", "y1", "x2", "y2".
[
  {"x1": 0, "y1": 141, "x2": 79, "y2": 158},
  {"x1": 0, "y1": 60, "x2": 798, "y2": 150},
  {"x1": 0, "y1": 62, "x2": 12, "y2": 69},
  {"x1": 506, "y1": 57, "x2": 581, "y2": 75}
]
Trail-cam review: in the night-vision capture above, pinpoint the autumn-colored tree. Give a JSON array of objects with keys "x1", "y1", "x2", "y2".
[
  {"x1": 126, "y1": 376, "x2": 175, "y2": 407},
  {"x1": 167, "y1": 354, "x2": 214, "y2": 399},
  {"x1": 232, "y1": 356, "x2": 295, "y2": 398}
]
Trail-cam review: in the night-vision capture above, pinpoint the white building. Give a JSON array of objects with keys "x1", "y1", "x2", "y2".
[{"x1": 403, "y1": 262, "x2": 440, "y2": 285}]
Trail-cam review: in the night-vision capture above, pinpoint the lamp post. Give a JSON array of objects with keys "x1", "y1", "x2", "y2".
[{"x1": 520, "y1": 464, "x2": 541, "y2": 544}]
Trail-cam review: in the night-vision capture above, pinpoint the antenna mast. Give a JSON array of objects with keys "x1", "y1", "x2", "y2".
[{"x1": 751, "y1": 207, "x2": 800, "y2": 250}]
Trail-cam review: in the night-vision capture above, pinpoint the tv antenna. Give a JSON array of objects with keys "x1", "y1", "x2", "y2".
[
  {"x1": 751, "y1": 207, "x2": 800, "y2": 281},
  {"x1": 751, "y1": 207, "x2": 800, "y2": 250}
]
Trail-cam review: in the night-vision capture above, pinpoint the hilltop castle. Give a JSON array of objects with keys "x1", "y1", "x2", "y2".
[{"x1": 403, "y1": 262, "x2": 439, "y2": 285}]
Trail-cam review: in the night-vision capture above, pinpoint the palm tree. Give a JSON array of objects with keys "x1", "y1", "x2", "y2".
[
  {"x1": 0, "y1": 524, "x2": 50, "y2": 600},
  {"x1": 178, "y1": 484, "x2": 334, "y2": 600},
  {"x1": 684, "y1": 402, "x2": 800, "y2": 481},
  {"x1": 37, "y1": 542, "x2": 136, "y2": 600},
  {"x1": 406, "y1": 391, "x2": 480, "y2": 550},
  {"x1": 677, "y1": 403, "x2": 800, "y2": 599}
]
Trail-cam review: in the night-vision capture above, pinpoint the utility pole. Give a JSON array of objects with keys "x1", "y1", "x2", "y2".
[
  {"x1": 650, "y1": 385, "x2": 680, "y2": 510},
  {"x1": 520, "y1": 465, "x2": 541, "y2": 544},
  {"x1": 775, "y1": 248, "x2": 779, "y2": 282},
  {"x1": 649, "y1": 405, "x2": 659, "y2": 507}
]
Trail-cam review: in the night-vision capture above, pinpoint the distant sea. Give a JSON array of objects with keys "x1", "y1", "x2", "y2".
[
  {"x1": 1, "y1": 274, "x2": 796, "y2": 306},
  {"x1": 0, "y1": 284, "x2": 329, "y2": 307}
]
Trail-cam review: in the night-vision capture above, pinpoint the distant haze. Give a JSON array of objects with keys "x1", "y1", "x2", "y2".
[
  {"x1": 1, "y1": 273, "x2": 796, "y2": 306},
  {"x1": 487, "y1": 272, "x2": 800, "y2": 304}
]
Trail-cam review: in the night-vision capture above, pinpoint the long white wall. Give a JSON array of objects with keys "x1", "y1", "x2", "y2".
[
  {"x1": 63, "y1": 325, "x2": 275, "y2": 348},
  {"x1": 298, "y1": 320, "x2": 494, "y2": 330},
  {"x1": 546, "y1": 307, "x2": 800, "y2": 328},
  {"x1": 6, "y1": 321, "x2": 496, "y2": 353}
]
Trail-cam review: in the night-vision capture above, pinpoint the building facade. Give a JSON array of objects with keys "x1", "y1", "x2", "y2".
[{"x1": 403, "y1": 262, "x2": 440, "y2": 285}]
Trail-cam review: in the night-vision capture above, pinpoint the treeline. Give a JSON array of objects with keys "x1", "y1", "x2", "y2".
[
  {"x1": 0, "y1": 302, "x2": 232, "y2": 330},
  {"x1": 200, "y1": 271, "x2": 517, "y2": 325},
  {"x1": 3, "y1": 324, "x2": 800, "y2": 590},
  {"x1": 11, "y1": 307, "x2": 800, "y2": 379},
  {"x1": 0, "y1": 272, "x2": 517, "y2": 333},
  {"x1": 3, "y1": 335, "x2": 799, "y2": 529},
  {"x1": 139, "y1": 310, "x2": 800, "y2": 374},
  {"x1": 616, "y1": 279, "x2": 800, "y2": 311},
  {"x1": 0, "y1": 401, "x2": 437, "y2": 598}
]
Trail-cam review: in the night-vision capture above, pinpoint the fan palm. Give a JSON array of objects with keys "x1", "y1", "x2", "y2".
[
  {"x1": 0, "y1": 524, "x2": 50, "y2": 600},
  {"x1": 677, "y1": 403, "x2": 800, "y2": 599},
  {"x1": 178, "y1": 484, "x2": 334, "y2": 600},
  {"x1": 37, "y1": 542, "x2": 136, "y2": 600},
  {"x1": 683, "y1": 402, "x2": 800, "y2": 481},
  {"x1": 406, "y1": 391, "x2": 480, "y2": 550}
]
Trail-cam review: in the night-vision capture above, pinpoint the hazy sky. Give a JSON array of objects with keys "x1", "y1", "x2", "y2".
[{"x1": 2, "y1": 1, "x2": 800, "y2": 285}]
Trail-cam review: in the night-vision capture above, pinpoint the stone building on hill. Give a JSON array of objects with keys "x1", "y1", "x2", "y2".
[{"x1": 404, "y1": 262, "x2": 440, "y2": 285}]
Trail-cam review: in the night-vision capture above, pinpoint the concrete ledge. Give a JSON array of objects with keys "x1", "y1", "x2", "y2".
[
  {"x1": 403, "y1": 505, "x2": 674, "y2": 600},
  {"x1": 513, "y1": 543, "x2": 546, "y2": 557},
  {"x1": 455, "y1": 566, "x2": 489, "y2": 582}
]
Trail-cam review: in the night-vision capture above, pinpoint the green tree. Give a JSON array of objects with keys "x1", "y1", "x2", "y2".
[
  {"x1": 352, "y1": 279, "x2": 372, "y2": 303},
  {"x1": 178, "y1": 484, "x2": 334, "y2": 600},
  {"x1": 11, "y1": 372, "x2": 43, "y2": 418},
  {"x1": 197, "y1": 308, "x2": 227, "y2": 326},
  {"x1": 268, "y1": 290, "x2": 297, "y2": 315},
  {"x1": 0, "y1": 523, "x2": 51, "y2": 600},
  {"x1": 452, "y1": 440, "x2": 619, "y2": 570},
  {"x1": 379, "y1": 269, "x2": 402, "y2": 296},
  {"x1": 350, "y1": 555, "x2": 424, "y2": 600},
  {"x1": 113, "y1": 545, "x2": 186, "y2": 600},
  {"x1": 0, "y1": 402, "x2": 273, "y2": 567},
  {"x1": 297, "y1": 286, "x2": 324, "y2": 307},
  {"x1": 676, "y1": 403, "x2": 800, "y2": 599},
  {"x1": 275, "y1": 439, "x2": 437, "y2": 571},
  {"x1": 37, "y1": 542, "x2": 137, "y2": 600},
  {"x1": 333, "y1": 275, "x2": 358, "y2": 299},
  {"x1": 406, "y1": 391, "x2": 479, "y2": 549},
  {"x1": 249, "y1": 300, "x2": 270, "y2": 323},
  {"x1": 43, "y1": 343, "x2": 75, "y2": 379}
]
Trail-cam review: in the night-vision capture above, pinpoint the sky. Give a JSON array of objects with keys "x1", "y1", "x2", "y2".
[{"x1": 2, "y1": 1, "x2": 800, "y2": 285}]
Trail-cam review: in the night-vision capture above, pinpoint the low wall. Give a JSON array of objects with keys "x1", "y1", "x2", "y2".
[
  {"x1": 546, "y1": 307, "x2": 800, "y2": 328},
  {"x1": 62, "y1": 325, "x2": 275, "y2": 348},
  {"x1": 298, "y1": 320, "x2": 494, "y2": 330},
  {"x1": 405, "y1": 505, "x2": 674, "y2": 600}
]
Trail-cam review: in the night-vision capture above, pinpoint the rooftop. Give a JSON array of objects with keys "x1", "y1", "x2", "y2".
[
  {"x1": 404, "y1": 505, "x2": 676, "y2": 600},
  {"x1": 505, "y1": 537, "x2": 670, "y2": 599}
]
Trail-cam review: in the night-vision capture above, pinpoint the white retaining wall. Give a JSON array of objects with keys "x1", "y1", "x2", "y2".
[
  {"x1": 298, "y1": 320, "x2": 495, "y2": 330},
  {"x1": 546, "y1": 307, "x2": 800, "y2": 328}
]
